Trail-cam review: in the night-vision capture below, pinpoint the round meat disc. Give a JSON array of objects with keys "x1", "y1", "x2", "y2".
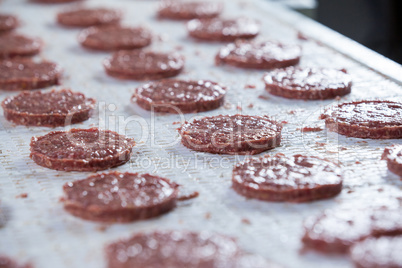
[
  {"x1": 0, "y1": 33, "x2": 42, "y2": 58},
  {"x1": 0, "y1": 14, "x2": 19, "y2": 33},
  {"x1": 78, "y1": 25, "x2": 152, "y2": 51},
  {"x1": 57, "y1": 7, "x2": 121, "y2": 27},
  {"x1": 263, "y1": 67, "x2": 352, "y2": 100},
  {"x1": 1, "y1": 89, "x2": 96, "y2": 127},
  {"x1": 302, "y1": 208, "x2": 402, "y2": 254},
  {"x1": 187, "y1": 17, "x2": 260, "y2": 42},
  {"x1": 215, "y1": 40, "x2": 301, "y2": 69},
  {"x1": 382, "y1": 144, "x2": 402, "y2": 177},
  {"x1": 0, "y1": 59, "x2": 62, "y2": 91},
  {"x1": 320, "y1": 100, "x2": 402, "y2": 139},
  {"x1": 30, "y1": 128, "x2": 135, "y2": 172},
  {"x1": 179, "y1": 114, "x2": 282, "y2": 155},
  {"x1": 350, "y1": 236, "x2": 402, "y2": 268},
  {"x1": 232, "y1": 154, "x2": 343, "y2": 202},
  {"x1": 158, "y1": 1, "x2": 223, "y2": 20},
  {"x1": 134, "y1": 79, "x2": 226, "y2": 113},
  {"x1": 63, "y1": 171, "x2": 179, "y2": 222},
  {"x1": 104, "y1": 50, "x2": 184, "y2": 80},
  {"x1": 106, "y1": 231, "x2": 241, "y2": 268}
]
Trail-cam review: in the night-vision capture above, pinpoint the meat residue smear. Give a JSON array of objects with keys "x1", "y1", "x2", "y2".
[
  {"x1": 16, "y1": 193, "x2": 28, "y2": 198},
  {"x1": 247, "y1": 103, "x2": 254, "y2": 108},
  {"x1": 258, "y1": 95, "x2": 270, "y2": 100},
  {"x1": 96, "y1": 225, "x2": 110, "y2": 232},
  {"x1": 301, "y1": 126, "x2": 323, "y2": 132},
  {"x1": 297, "y1": 31, "x2": 308, "y2": 41},
  {"x1": 175, "y1": 45, "x2": 183, "y2": 51},
  {"x1": 177, "y1": 191, "x2": 199, "y2": 201},
  {"x1": 241, "y1": 218, "x2": 251, "y2": 225},
  {"x1": 244, "y1": 84, "x2": 256, "y2": 89}
]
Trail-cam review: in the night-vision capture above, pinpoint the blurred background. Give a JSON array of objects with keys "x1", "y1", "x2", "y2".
[{"x1": 270, "y1": 0, "x2": 402, "y2": 64}]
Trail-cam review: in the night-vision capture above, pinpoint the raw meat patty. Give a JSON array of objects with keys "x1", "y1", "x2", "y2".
[
  {"x1": 133, "y1": 79, "x2": 226, "y2": 113},
  {"x1": 0, "y1": 33, "x2": 42, "y2": 58},
  {"x1": 106, "y1": 230, "x2": 281, "y2": 268},
  {"x1": 232, "y1": 154, "x2": 343, "y2": 202},
  {"x1": 320, "y1": 100, "x2": 402, "y2": 139},
  {"x1": 1, "y1": 89, "x2": 95, "y2": 127},
  {"x1": 350, "y1": 235, "x2": 402, "y2": 268},
  {"x1": 0, "y1": 59, "x2": 61, "y2": 91},
  {"x1": 263, "y1": 67, "x2": 352, "y2": 100},
  {"x1": 179, "y1": 114, "x2": 282, "y2": 155},
  {"x1": 216, "y1": 40, "x2": 301, "y2": 69},
  {"x1": 57, "y1": 7, "x2": 121, "y2": 27},
  {"x1": 30, "y1": 128, "x2": 135, "y2": 171},
  {"x1": 78, "y1": 25, "x2": 152, "y2": 51},
  {"x1": 63, "y1": 171, "x2": 179, "y2": 222},
  {"x1": 158, "y1": 1, "x2": 223, "y2": 20},
  {"x1": 187, "y1": 17, "x2": 260, "y2": 42},
  {"x1": 106, "y1": 231, "x2": 240, "y2": 268},
  {"x1": 104, "y1": 50, "x2": 184, "y2": 80},
  {"x1": 382, "y1": 144, "x2": 402, "y2": 177},
  {"x1": 302, "y1": 208, "x2": 402, "y2": 254}
]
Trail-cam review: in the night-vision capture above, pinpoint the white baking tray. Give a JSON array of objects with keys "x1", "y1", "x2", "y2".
[{"x1": 0, "y1": 0, "x2": 401, "y2": 267}]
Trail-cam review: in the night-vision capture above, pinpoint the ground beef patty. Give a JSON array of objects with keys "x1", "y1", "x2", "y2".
[
  {"x1": 179, "y1": 114, "x2": 282, "y2": 155},
  {"x1": 263, "y1": 67, "x2": 352, "y2": 100},
  {"x1": 158, "y1": 1, "x2": 223, "y2": 20},
  {"x1": 0, "y1": 59, "x2": 61, "y2": 91},
  {"x1": 320, "y1": 100, "x2": 402, "y2": 139},
  {"x1": 62, "y1": 172, "x2": 179, "y2": 222},
  {"x1": 1, "y1": 89, "x2": 95, "y2": 127},
  {"x1": 0, "y1": 33, "x2": 42, "y2": 59},
  {"x1": 57, "y1": 7, "x2": 121, "y2": 27},
  {"x1": 216, "y1": 40, "x2": 301, "y2": 69},
  {"x1": 302, "y1": 208, "x2": 402, "y2": 254},
  {"x1": 382, "y1": 144, "x2": 402, "y2": 177},
  {"x1": 106, "y1": 231, "x2": 240, "y2": 268},
  {"x1": 104, "y1": 50, "x2": 184, "y2": 80},
  {"x1": 350, "y1": 235, "x2": 402, "y2": 268},
  {"x1": 78, "y1": 25, "x2": 152, "y2": 51},
  {"x1": 0, "y1": 14, "x2": 19, "y2": 33},
  {"x1": 106, "y1": 230, "x2": 280, "y2": 268},
  {"x1": 30, "y1": 128, "x2": 135, "y2": 172},
  {"x1": 187, "y1": 17, "x2": 260, "y2": 42},
  {"x1": 133, "y1": 79, "x2": 226, "y2": 113},
  {"x1": 232, "y1": 154, "x2": 343, "y2": 202}
]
